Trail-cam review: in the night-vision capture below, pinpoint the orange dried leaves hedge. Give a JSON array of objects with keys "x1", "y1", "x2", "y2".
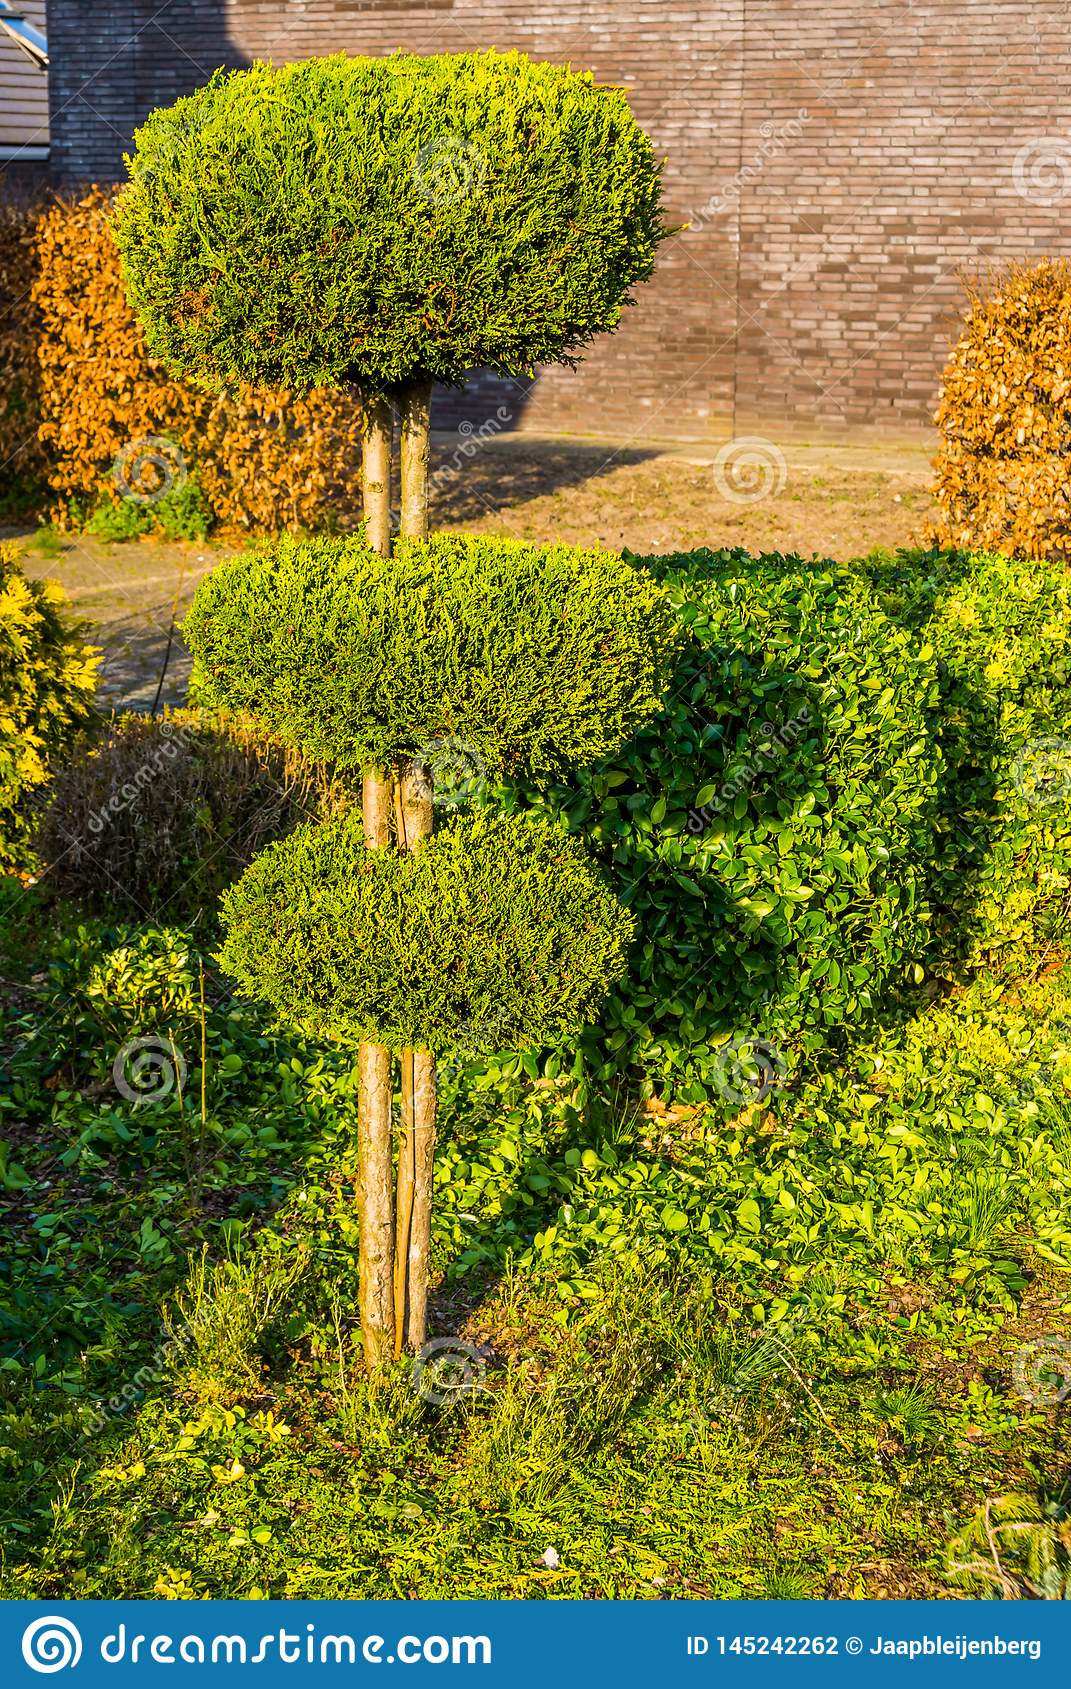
[
  {"x1": 0, "y1": 187, "x2": 361, "y2": 532},
  {"x1": 931, "y1": 260, "x2": 1071, "y2": 562}
]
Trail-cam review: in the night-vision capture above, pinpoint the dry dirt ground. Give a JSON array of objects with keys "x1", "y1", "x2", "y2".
[{"x1": 6, "y1": 433, "x2": 936, "y2": 712}]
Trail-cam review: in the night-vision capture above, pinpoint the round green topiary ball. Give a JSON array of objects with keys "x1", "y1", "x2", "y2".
[
  {"x1": 218, "y1": 808, "x2": 635, "y2": 1052},
  {"x1": 111, "y1": 51, "x2": 667, "y2": 394},
  {"x1": 183, "y1": 532, "x2": 683, "y2": 781}
]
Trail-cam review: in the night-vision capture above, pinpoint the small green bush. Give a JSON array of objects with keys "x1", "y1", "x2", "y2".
[
  {"x1": 218, "y1": 808, "x2": 634, "y2": 1052},
  {"x1": 0, "y1": 541, "x2": 99, "y2": 870},
  {"x1": 38, "y1": 709, "x2": 350, "y2": 917},
  {"x1": 184, "y1": 533, "x2": 683, "y2": 780},
  {"x1": 513, "y1": 548, "x2": 942, "y2": 1099},
  {"x1": 82, "y1": 475, "x2": 213, "y2": 543},
  {"x1": 866, "y1": 546, "x2": 1071, "y2": 969},
  {"x1": 112, "y1": 52, "x2": 666, "y2": 393}
]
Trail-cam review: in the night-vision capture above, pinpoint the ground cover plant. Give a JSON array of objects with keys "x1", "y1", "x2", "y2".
[
  {"x1": 1, "y1": 537, "x2": 1069, "y2": 1599},
  {"x1": 0, "y1": 902, "x2": 1068, "y2": 1598}
]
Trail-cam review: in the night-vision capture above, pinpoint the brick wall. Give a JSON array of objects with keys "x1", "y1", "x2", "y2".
[{"x1": 44, "y1": 0, "x2": 1071, "y2": 441}]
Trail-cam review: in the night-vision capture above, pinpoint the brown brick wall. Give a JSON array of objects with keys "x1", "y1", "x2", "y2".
[{"x1": 44, "y1": 0, "x2": 1071, "y2": 441}]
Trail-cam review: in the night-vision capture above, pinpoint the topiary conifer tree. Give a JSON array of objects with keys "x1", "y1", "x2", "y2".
[
  {"x1": 117, "y1": 50, "x2": 672, "y2": 1364},
  {"x1": 111, "y1": 49, "x2": 667, "y2": 561},
  {"x1": 185, "y1": 532, "x2": 682, "y2": 1364}
]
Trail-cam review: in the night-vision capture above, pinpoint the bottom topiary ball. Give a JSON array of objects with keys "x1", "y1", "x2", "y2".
[{"x1": 218, "y1": 808, "x2": 634, "y2": 1053}]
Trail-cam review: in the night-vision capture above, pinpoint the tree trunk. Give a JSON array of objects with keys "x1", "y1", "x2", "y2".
[
  {"x1": 357, "y1": 392, "x2": 396, "y2": 1369},
  {"x1": 398, "y1": 376, "x2": 433, "y2": 542},
  {"x1": 392, "y1": 758, "x2": 436, "y2": 1354},
  {"x1": 394, "y1": 375, "x2": 437, "y2": 1352},
  {"x1": 361, "y1": 390, "x2": 395, "y2": 554}
]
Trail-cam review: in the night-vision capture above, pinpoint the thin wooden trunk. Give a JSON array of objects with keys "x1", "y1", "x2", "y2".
[
  {"x1": 361, "y1": 390, "x2": 394, "y2": 554},
  {"x1": 394, "y1": 377, "x2": 438, "y2": 1353},
  {"x1": 357, "y1": 393, "x2": 396, "y2": 1369},
  {"x1": 398, "y1": 376, "x2": 433, "y2": 541},
  {"x1": 392, "y1": 757, "x2": 435, "y2": 1353}
]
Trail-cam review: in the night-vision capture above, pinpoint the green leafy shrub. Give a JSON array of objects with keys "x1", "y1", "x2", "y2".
[
  {"x1": 511, "y1": 548, "x2": 942, "y2": 1100},
  {"x1": 37, "y1": 708, "x2": 350, "y2": 918},
  {"x1": 219, "y1": 808, "x2": 634, "y2": 1053},
  {"x1": 0, "y1": 540, "x2": 99, "y2": 870},
  {"x1": 81, "y1": 474, "x2": 213, "y2": 543},
  {"x1": 867, "y1": 547, "x2": 1071, "y2": 970},
  {"x1": 184, "y1": 533, "x2": 683, "y2": 779},
  {"x1": 112, "y1": 51, "x2": 666, "y2": 393}
]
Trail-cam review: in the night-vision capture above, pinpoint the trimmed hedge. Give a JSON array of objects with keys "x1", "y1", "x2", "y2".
[
  {"x1": 218, "y1": 809, "x2": 633, "y2": 1052},
  {"x1": 113, "y1": 52, "x2": 666, "y2": 393},
  {"x1": 509, "y1": 549, "x2": 943, "y2": 1101},
  {"x1": 184, "y1": 533, "x2": 683, "y2": 781},
  {"x1": 931, "y1": 260, "x2": 1071, "y2": 562},
  {"x1": 867, "y1": 546, "x2": 1071, "y2": 970},
  {"x1": 0, "y1": 541, "x2": 99, "y2": 871}
]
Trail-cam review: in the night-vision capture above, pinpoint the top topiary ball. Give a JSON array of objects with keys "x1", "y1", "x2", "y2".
[{"x1": 111, "y1": 51, "x2": 667, "y2": 395}]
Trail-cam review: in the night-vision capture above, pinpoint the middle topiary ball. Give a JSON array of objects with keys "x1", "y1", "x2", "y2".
[{"x1": 183, "y1": 532, "x2": 683, "y2": 781}]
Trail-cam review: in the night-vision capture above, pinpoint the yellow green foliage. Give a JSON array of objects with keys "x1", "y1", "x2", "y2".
[{"x1": 0, "y1": 540, "x2": 99, "y2": 868}]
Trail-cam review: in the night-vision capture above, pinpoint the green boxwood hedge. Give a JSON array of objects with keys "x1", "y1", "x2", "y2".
[
  {"x1": 866, "y1": 547, "x2": 1071, "y2": 971},
  {"x1": 507, "y1": 549, "x2": 943, "y2": 1101}
]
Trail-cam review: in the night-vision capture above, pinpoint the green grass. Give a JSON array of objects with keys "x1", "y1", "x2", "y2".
[{"x1": 1, "y1": 884, "x2": 1069, "y2": 1598}]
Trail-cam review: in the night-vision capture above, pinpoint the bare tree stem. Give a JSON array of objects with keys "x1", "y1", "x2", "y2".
[
  {"x1": 398, "y1": 376, "x2": 433, "y2": 541},
  {"x1": 356, "y1": 389, "x2": 396, "y2": 1370}
]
